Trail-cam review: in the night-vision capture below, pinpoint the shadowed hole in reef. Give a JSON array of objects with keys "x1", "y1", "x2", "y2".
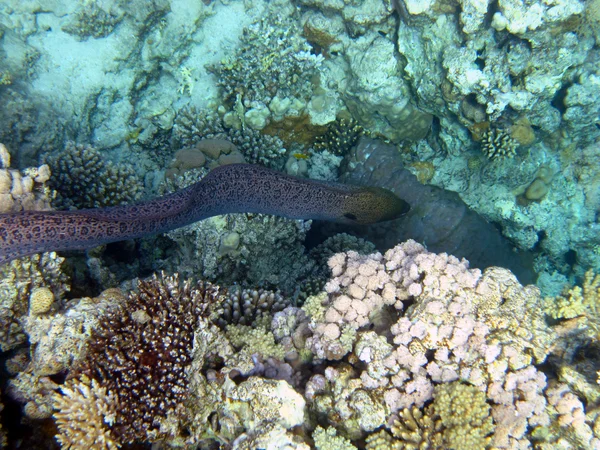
[{"x1": 551, "y1": 81, "x2": 574, "y2": 114}]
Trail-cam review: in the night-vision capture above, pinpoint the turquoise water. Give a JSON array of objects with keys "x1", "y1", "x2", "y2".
[{"x1": 0, "y1": 0, "x2": 599, "y2": 448}]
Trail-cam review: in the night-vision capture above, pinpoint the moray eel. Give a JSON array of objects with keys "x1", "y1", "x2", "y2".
[
  {"x1": 341, "y1": 138, "x2": 536, "y2": 284},
  {"x1": 0, "y1": 163, "x2": 409, "y2": 265}
]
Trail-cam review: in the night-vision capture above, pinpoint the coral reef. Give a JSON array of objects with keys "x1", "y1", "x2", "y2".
[
  {"x1": 0, "y1": 252, "x2": 69, "y2": 351},
  {"x1": 53, "y1": 376, "x2": 119, "y2": 449},
  {"x1": 208, "y1": 5, "x2": 323, "y2": 130},
  {"x1": 313, "y1": 117, "x2": 363, "y2": 157},
  {"x1": 300, "y1": 240, "x2": 556, "y2": 446},
  {"x1": 65, "y1": 273, "x2": 222, "y2": 444},
  {"x1": 0, "y1": 90, "x2": 65, "y2": 167},
  {"x1": 61, "y1": 3, "x2": 124, "y2": 40},
  {"x1": 24, "y1": 289, "x2": 125, "y2": 376},
  {"x1": 45, "y1": 142, "x2": 142, "y2": 210},
  {"x1": 163, "y1": 191, "x2": 314, "y2": 294},
  {"x1": 215, "y1": 286, "x2": 289, "y2": 328},
  {"x1": 0, "y1": 143, "x2": 53, "y2": 213},
  {"x1": 173, "y1": 107, "x2": 286, "y2": 167},
  {"x1": 1, "y1": 239, "x2": 597, "y2": 448},
  {"x1": 480, "y1": 126, "x2": 519, "y2": 160}
]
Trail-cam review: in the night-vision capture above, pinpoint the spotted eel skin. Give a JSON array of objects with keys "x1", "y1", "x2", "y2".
[{"x1": 0, "y1": 163, "x2": 409, "y2": 265}]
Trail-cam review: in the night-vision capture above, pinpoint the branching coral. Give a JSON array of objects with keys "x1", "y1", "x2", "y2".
[
  {"x1": 173, "y1": 107, "x2": 286, "y2": 167},
  {"x1": 313, "y1": 117, "x2": 363, "y2": 157},
  {"x1": 68, "y1": 273, "x2": 224, "y2": 444},
  {"x1": 302, "y1": 240, "x2": 556, "y2": 446},
  {"x1": 215, "y1": 286, "x2": 289, "y2": 328},
  {"x1": 207, "y1": 8, "x2": 322, "y2": 129},
  {"x1": 45, "y1": 141, "x2": 142, "y2": 210},
  {"x1": 53, "y1": 376, "x2": 119, "y2": 450},
  {"x1": 480, "y1": 126, "x2": 519, "y2": 160},
  {"x1": 546, "y1": 270, "x2": 599, "y2": 322}
]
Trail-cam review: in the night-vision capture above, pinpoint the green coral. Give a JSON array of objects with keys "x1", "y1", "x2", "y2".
[
  {"x1": 366, "y1": 382, "x2": 493, "y2": 450},
  {"x1": 387, "y1": 406, "x2": 444, "y2": 449},
  {"x1": 226, "y1": 324, "x2": 286, "y2": 360},
  {"x1": 303, "y1": 292, "x2": 328, "y2": 322}
]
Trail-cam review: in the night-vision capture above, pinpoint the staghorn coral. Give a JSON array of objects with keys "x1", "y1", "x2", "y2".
[
  {"x1": 45, "y1": 141, "x2": 142, "y2": 210},
  {"x1": 53, "y1": 376, "x2": 119, "y2": 450},
  {"x1": 70, "y1": 273, "x2": 224, "y2": 444}
]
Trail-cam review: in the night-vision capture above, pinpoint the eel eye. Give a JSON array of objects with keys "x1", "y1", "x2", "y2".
[{"x1": 344, "y1": 213, "x2": 358, "y2": 221}]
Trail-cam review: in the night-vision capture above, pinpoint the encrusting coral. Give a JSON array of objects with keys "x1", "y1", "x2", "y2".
[{"x1": 0, "y1": 252, "x2": 69, "y2": 351}]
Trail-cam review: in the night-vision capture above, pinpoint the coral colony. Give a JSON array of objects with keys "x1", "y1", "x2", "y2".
[{"x1": 0, "y1": 0, "x2": 600, "y2": 448}]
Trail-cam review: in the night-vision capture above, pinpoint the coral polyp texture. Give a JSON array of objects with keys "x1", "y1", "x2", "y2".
[
  {"x1": 62, "y1": 273, "x2": 224, "y2": 445},
  {"x1": 53, "y1": 376, "x2": 119, "y2": 450},
  {"x1": 45, "y1": 141, "x2": 143, "y2": 210},
  {"x1": 301, "y1": 240, "x2": 559, "y2": 447}
]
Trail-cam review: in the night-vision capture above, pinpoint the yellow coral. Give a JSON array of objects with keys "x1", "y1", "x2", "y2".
[
  {"x1": 53, "y1": 376, "x2": 119, "y2": 450},
  {"x1": 29, "y1": 287, "x2": 54, "y2": 315},
  {"x1": 546, "y1": 270, "x2": 599, "y2": 321}
]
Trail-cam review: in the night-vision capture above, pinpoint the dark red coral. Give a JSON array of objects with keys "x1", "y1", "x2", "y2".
[{"x1": 71, "y1": 273, "x2": 225, "y2": 443}]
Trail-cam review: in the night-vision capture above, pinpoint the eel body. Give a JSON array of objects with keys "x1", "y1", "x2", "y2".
[{"x1": 0, "y1": 163, "x2": 409, "y2": 265}]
